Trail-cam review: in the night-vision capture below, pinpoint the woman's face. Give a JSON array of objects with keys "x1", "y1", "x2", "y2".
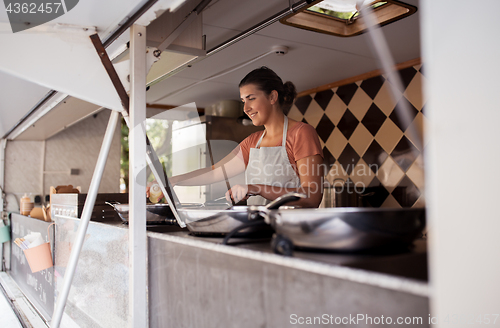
[{"x1": 240, "y1": 83, "x2": 276, "y2": 126}]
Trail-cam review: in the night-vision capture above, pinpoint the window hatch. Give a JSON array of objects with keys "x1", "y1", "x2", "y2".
[{"x1": 281, "y1": 0, "x2": 417, "y2": 37}]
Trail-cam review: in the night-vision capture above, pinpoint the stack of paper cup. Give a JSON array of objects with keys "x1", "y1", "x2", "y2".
[{"x1": 20, "y1": 232, "x2": 53, "y2": 273}]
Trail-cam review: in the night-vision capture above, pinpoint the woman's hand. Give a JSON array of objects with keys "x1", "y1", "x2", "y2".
[
  {"x1": 225, "y1": 184, "x2": 252, "y2": 204},
  {"x1": 146, "y1": 181, "x2": 154, "y2": 198}
]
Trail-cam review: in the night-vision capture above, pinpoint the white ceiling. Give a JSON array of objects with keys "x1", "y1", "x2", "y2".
[
  {"x1": 0, "y1": 0, "x2": 186, "y2": 139},
  {"x1": 148, "y1": 0, "x2": 421, "y2": 108},
  {"x1": 0, "y1": 72, "x2": 51, "y2": 137},
  {"x1": 0, "y1": 0, "x2": 421, "y2": 140}
]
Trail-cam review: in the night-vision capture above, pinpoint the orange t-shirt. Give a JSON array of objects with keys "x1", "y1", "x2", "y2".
[{"x1": 239, "y1": 121, "x2": 323, "y2": 175}]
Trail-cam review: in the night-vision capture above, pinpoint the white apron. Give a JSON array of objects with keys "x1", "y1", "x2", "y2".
[{"x1": 245, "y1": 116, "x2": 301, "y2": 205}]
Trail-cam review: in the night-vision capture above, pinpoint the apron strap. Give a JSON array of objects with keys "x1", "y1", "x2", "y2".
[
  {"x1": 282, "y1": 116, "x2": 288, "y2": 147},
  {"x1": 255, "y1": 115, "x2": 288, "y2": 148},
  {"x1": 255, "y1": 130, "x2": 266, "y2": 148}
]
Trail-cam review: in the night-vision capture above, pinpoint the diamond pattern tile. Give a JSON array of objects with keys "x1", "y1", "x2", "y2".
[
  {"x1": 377, "y1": 156, "x2": 405, "y2": 187},
  {"x1": 324, "y1": 94, "x2": 347, "y2": 126},
  {"x1": 319, "y1": 139, "x2": 325, "y2": 149},
  {"x1": 303, "y1": 100, "x2": 324, "y2": 128},
  {"x1": 406, "y1": 155, "x2": 425, "y2": 190},
  {"x1": 380, "y1": 194, "x2": 402, "y2": 208},
  {"x1": 326, "y1": 162, "x2": 349, "y2": 183},
  {"x1": 365, "y1": 177, "x2": 390, "y2": 207},
  {"x1": 392, "y1": 175, "x2": 421, "y2": 207},
  {"x1": 373, "y1": 81, "x2": 402, "y2": 116},
  {"x1": 412, "y1": 195, "x2": 426, "y2": 209},
  {"x1": 325, "y1": 128, "x2": 348, "y2": 159},
  {"x1": 336, "y1": 83, "x2": 358, "y2": 106},
  {"x1": 390, "y1": 66, "x2": 417, "y2": 90},
  {"x1": 295, "y1": 95, "x2": 313, "y2": 115},
  {"x1": 302, "y1": 117, "x2": 308, "y2": 124},
  {"x1": 337, "y1": 143, "x2": 360, "y2": 175},
  {"x1": 391, "y1": 135, "x2": 419, "y2": 172},
  {"x1": 405, "y1": 112, "x2": 425, "y2": 151},
  {"x1": 384, "y1": 185, "x2": 396, "y2": 194},
  {"x1": 389, "y1": 97, "x2": 419, "y2": 132},
  {"x1": 287, "y1": 105, "x2": 304, "y2": 121},
  {"x1": 322, "y1": 146, "x2": 335, "y2": 169},
  {"x1": 375, "y1": 119, "x2": 403, "y2": 154},
  {"x1": 362, "y1": 103, "x2": 387, "y2": 136},
  {"x1": 337, "y1": 109, "x2": 359, "y2": 140},
  {"x1": 348, "y1": 88, "x2": 373, "y2": 121},
  {"x1": 362, "y1": 140, "x2": 388, "y2": 174},
  {"x1": 349, "y1": 158, "x2": 375, "y2": 189},
  {"x1": 349, "y1": 124, "x2": 373, "y2": 157},
  {"x1": 404, "y1": 72, "x2": 424, "y2": 110},
  {"x1": 291, "y1": 63, "x2": 425, "y2": 209},
  {"x1": 314, "y1": 89, "x2": 334, "y2": 110},
  {"x1": 315, "y1": 114, "x2": 335, "y2": 143},
  {"x1": 368, "y1": 175, "x2": 383, "y2": 187},
  {"x1": 360, "y1": 75, "x2": 385, "y2": 99}
]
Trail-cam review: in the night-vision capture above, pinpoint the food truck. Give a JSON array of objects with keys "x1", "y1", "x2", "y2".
[{"x1": 0, "y1": 0, "x2": 499, "y2": 327}]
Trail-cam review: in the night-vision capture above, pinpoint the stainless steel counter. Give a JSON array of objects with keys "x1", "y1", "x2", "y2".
[
  {"x1": 10, "y1": 216, "x2": 429, "y2": 328},
  {"x1": 147, "y1": 228, "x2": 428, "y2": 328},
  {"x1": 147, "y1": 225, "x2": 428, "y2": 281}
]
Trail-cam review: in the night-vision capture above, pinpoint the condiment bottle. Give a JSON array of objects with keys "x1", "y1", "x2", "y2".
[
  {"x1": 20, "y1": 194, "x2": 34, "y2": 216},
  {"x1": 149, "y1": 184, "x2": 164, "y2": 204}
]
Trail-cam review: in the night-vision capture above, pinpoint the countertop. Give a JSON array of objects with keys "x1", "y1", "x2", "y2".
[
  {"x1": 98, "y1": 219, "x2": 429, "y2": 282},
  {"x1": 148, "y1": 225, "x2": 428, "y2": 281},
  {"x1": 50, "y1": 216, "x2": 430, "y2": 327}
]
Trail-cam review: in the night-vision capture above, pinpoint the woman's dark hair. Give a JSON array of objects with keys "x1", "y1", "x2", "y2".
[{"x1": 239, "y1": 66, "x2": 297, "y2": 115}]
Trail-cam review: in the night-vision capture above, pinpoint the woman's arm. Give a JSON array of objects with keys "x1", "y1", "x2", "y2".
[
  {"x1": 147, "y1": 144, "x2": 248, "y2": 202},
  {"x1": 226, "y1": 154, "x2": 324, "y2": 207},
  {"x1": 170, "y1": 145, "x2": 246, "y2": 186}
]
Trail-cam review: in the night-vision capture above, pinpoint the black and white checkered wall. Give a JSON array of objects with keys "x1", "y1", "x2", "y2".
[{"x1": 288, "y1": 64, "x2": 426, "y2": 208}]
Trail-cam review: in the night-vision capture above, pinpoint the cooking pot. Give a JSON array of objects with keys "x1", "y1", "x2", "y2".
[
  {"x1": 267, "y1": 207, "x2": 425, "y2": 255},
  {"x1": 181, "y1": 193, "x2": 303, "y2": 237},
  {"x1": 322, "y1": 179, "x2": 374, "y2": 207}
]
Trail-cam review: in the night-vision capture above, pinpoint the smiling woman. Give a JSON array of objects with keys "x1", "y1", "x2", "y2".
[
  {"x1": 150, "y1": 67, "x2": 325, "y2": 208},
  {"x1": 237, "y1": 67, "x2": 324, "y2": 206}
]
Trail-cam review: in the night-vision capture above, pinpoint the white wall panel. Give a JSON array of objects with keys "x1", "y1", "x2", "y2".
[{"x1": 422, "y1": 1, "x2": 500, "y2": 326}]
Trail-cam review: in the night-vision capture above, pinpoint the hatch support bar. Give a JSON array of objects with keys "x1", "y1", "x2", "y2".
[{"x1": 90, "y1": 34, "x2": 130, "y2": 112}]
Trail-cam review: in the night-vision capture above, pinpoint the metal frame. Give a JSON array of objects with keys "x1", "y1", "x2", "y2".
[
  {"x1": 49, "y1": 25, "x2": 151, "y2": 328},
  {"x1": 128, "y1": 24, "x2": 148, "y2": 327},
  {"x1": 50, "y1": 110, "x2": 121, "y2": 328}
]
